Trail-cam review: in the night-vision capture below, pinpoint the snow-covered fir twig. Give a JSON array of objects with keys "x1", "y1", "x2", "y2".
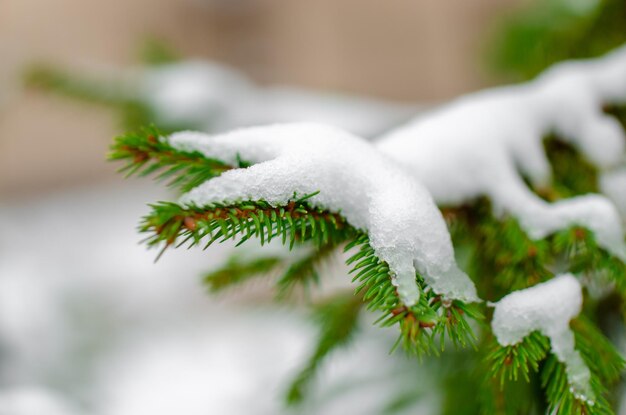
[
  {"x1": 108, "y1": 45, "x2": 626, "y2": 414},
  {"x1": 377, "y1": 45, "x2": 626, "y2": 260},
  {"x1": 491, "y1": 274, "x2": 591, "y2": 402}
]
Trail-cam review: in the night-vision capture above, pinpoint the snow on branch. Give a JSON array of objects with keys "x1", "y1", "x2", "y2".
[
  {"x1": 491, "y1": 274, "x2": 592, "y2": 403},
  {"x1": 106, "y1": 45, "x2": 626, "y2": 412},
  {"x1": 377, "y1": 45, "x2": 626, "y2": 261},
  {"x1": 164, "y1": 123, "x2": 478, "y2": 306}
]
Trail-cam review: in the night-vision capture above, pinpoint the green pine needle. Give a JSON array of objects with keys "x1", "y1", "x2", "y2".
[
  {"x1": 276, "y1": 243, "x2": 337, "y2": 300},
  {"x1": 487, "y1": 331, "x2": 550, "y2": 386},
  {"x1": 109, "y1": 127, "x2": 233, "y2": 193},
  {"x1": 285, "y1": 291, "x2": 363, "y2": 405},
  {"x1": 203, "y1": 255, "x2": 283, "y2": 293}
]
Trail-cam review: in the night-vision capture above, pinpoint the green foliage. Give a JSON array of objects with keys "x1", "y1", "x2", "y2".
[
  {"x1": 24, "y1": 64, "x2": 155, "y2": 131},
  {"x1": 111, "y1": 124, "x2": 625, "y2": 413},
  {"x1": 484, "y1": 318, "x2": 624, "y2": 415},
  {"x1": 140, "y1": 198, "x2": 352, "y2": 255},
  {"x1": 552, "y1": 227, "x2": 626, "y2": 292},
  {"x1": 488, "y1": 0, "x2": 626, "y2": 81},
  {"x1": 346, "y1": 235, "x2": 482, "y2": 357},
  {"x1": 276, "y1": 244, "x2": 337, "y2": 300},
  {"x1": 203, "y1": 244, "x2": 338, "y2": 300},
  {"x1": 445, "y1": 202, "x2": 552, "y2": 300},
  {"x1": 138, "y1": 199, "x2": 481, "y2": 357},
  {"x1": 542, "y1": 136, "x2": 600, "y2": 200},
  {"x1": 285, "y1": 291, "x2": 363, "y2": 405},
  {"x1": 488, "y1": 332, "x2": 550, "y2": 385},
  {"x1": 203, "y1": 255, "x2": 283, "y2": 293},
  {"x1": 139, "y1": 37, "x2": 180, "y2": 66},
  {"x1": 109, "y1": 127, "x2": 233, "y2": 193},
  {"x1": 439, "y1": 346, "x2": 543, "y2": 415}
]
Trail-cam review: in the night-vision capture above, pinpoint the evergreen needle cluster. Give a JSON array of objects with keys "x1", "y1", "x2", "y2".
[{"x1": 110, "y1": 123, "x2": 626, "y2": 414}]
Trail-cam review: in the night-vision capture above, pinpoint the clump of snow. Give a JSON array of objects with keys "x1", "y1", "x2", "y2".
[
  {"x1": 377, "y1": 45, "x2": 626, "y2": 260},
  {"x1": 167, "y1": 123, "x2": 479, "y2": 306},
  {"x1": 491, "y1": 274, "x2": 592, "y2": 402}
]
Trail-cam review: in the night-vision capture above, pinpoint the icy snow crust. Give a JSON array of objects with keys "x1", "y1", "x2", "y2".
[
  {"x1": 491, "y1": 274, "x2": 592, "y2": 402},
  {"x1": 167, "y1": 123, "x2": 479, "y2": 306},
  {"x1": 377, "y1": 45, "x2": 626, "y2": 260}
]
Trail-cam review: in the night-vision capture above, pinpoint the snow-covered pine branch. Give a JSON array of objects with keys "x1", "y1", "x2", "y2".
[
  {"x1": 377, "y1": 45, "x2": 626, "y2": 261},
  {"x1": 109, "y1": 44, "x2": 626, "y2": 414},
  {"x1": 111, "y1": 125, "x2": 482, "y2": 356}
]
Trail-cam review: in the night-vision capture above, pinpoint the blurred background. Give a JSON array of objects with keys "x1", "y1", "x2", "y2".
[
  {"x1": 0, "y1": 0, "x2": 624, "y2": 414},
  {"x1": 0, "y1": 0, "x2": 525, "y2": 197}
]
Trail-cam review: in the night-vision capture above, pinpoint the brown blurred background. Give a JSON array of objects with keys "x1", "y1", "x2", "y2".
[{"x1": 0, "y1": 0, "x2": 525, "y2": 198}]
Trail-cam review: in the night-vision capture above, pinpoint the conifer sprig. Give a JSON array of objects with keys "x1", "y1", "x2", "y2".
[
  {"x1": 276, "y1": 243, "x2": 338, "y2": 300},
  {"x1": 203, "y1": 255, "x2": 283, "y2": 293},
  {"x1": 486, "y1": 318, "x2": 624, "y2": 415},
  {"x1": 552, "y1": 227, "x2": 626, "y2": 293},
  {"x1": 202, "y1": 243, "x2": 339, "y2": 300},
  {"x1": 488, "y1": 331, "x2": 550, "y2": 386},
  {"x1": 139, "y1": 198, "x2": 480, "y2": 355},
  {"x1": 140, "y1": 198, "x2": 351, "y2": 254},
  {"x1": 109, "y1": 128, "x2": 234, "y2": 193},
  {"x1": 345, "y1": 236, "x2": 482, "y2": 356},
  {"x1": 446, "y1": 200, "x2": 626, "y2": 303},
  {"x1": 445, "y1": 202, "x2": 552, "y2": 298},
  {"x1": 286, "y1": 291, "x2": 363, "y2": 405},
  {"x1": 24, "y1": 64, "x2": 156, "y2": 131},
  {"x1": 111, "y1": 131, "x2": 477, "y2": 353},
  {"x1": 112, "y1": 123, "x2": 626, "y2": 413}
]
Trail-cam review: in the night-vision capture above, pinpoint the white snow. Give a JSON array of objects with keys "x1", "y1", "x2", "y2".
[
  {"x1": 0, "y1": 387, "x2": 80, "y2": 415},
  {"x1": 491, "y1": 274, "x2": 592, "y2": 402},
  {"x1": 140, "y1": 61, "x2": 416, "y2": 136},
  {"x1": 140, "y1": 61, "x2": 256, "y2": 132},
  {"x1": 0, "y1": 183, "x2": 434, "y2": 415},
  {"x1": 600, "y1": 167, "x2": 626, "y2": 220},
  {"x1": 377, "y1": 45, "x2": 626, "y2": 260},
  {"x1": 167, "y1": 123, "x2": 479, "y2": 306}
]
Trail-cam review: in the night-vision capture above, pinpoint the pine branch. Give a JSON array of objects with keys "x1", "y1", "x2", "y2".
[
  {"x1": 486, "y1": 318, "x2": 623, "y2": 415},
  {"x1": 439, "y1": 347, "x2": 542, "y2": 415},
  {"x1": 203, "y1": 255, "x2": 283, "y2": 293},
  {"x1": 551, "y1": 227, "x2": 626, "y2": 294},
  {"x1": 345, "y1": 235, "x2": 482, "y2": 356},
  {"x1": 541, "y1": 136, "x2": 599, "y2": 200},
  {"x1": 487, "y1": 331, "x2": 550, "y2": 385},
  {"x1": 24, "y1": 64, "x2": 154, "y2": 131},
  {"x1": 24, "y1": 64, "x2": 128, "y2": 106},
  {"x1": 140, "y1": 198, "x2": 351, "y2": 254},
  {"x1": 112, "y1": 136, "x2": 470, "y2": 352},
  {"x1": 203, "y1": 243, "x2": 339, "y2": 300},
  {"x1": 445, "y1": 201, "x2": 552, "y2": 299},
  {"x1": 109, "y1": 128, "x2": 234, "y2": 193},
  {"x1": 138, "y1": 197, "x2": 481, "y2": 356},
  {"x1": 446, "y1": 199, "x2": 625, "y2": 305},
  {"x1": 276, "y1": 243, "x2": 338, "y2": 300},
  {"x1": 285, "y1": 291, "x2": 363, "y2": 405}
]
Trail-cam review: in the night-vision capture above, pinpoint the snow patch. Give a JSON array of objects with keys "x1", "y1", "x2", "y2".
[
  {"x1": 491, "y1": 274, "x2": 592, "y2": 402},
  {"x1": 167, "y1": 123, "x2": 479, "y2": 306},
  {"x1": 377, "y1": 45, "x2": 626, "y2": 260}
]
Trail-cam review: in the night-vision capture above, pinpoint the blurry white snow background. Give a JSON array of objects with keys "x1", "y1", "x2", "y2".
[{"x1": 0, "y1": 182, "x2": 435, "y2": 415}]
